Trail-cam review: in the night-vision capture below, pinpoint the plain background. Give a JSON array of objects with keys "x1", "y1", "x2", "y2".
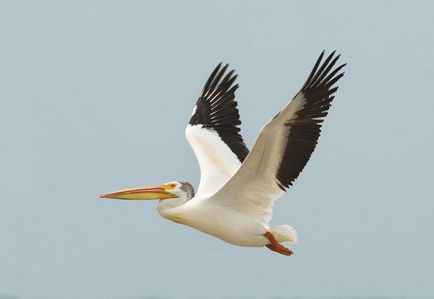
[{"x1": 1, "y1": 1, "x2": 433, "y2": 298}]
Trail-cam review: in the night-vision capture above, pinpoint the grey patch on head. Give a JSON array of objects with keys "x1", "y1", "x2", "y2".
[{"x1": 180, "y1": 182, "x2": 195, "y2": 200}]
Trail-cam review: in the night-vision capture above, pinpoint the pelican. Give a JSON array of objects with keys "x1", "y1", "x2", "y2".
[{"x1": 100, "y1": 51, "x2": 345, "y2": 256}]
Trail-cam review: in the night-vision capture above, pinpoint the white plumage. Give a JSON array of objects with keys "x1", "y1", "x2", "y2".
[
  {"x1": 100, "y1": 51, "x2": 345, "y2": 256},
  {"x1": 185, "y1": 124, "x2": 241, "y2": 198}
]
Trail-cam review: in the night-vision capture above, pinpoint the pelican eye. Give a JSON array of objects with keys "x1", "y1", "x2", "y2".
[{"x1": 163, "y1": 183, "x2": 177, "y2": 190}]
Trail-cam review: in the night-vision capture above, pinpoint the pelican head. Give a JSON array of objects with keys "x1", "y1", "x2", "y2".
[{"x1": 100, "y1": 181, "x2": 195, "y2": 223}]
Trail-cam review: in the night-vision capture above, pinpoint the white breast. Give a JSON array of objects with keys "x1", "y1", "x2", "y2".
[{"x1": 166, "y1": 198, "x2": 270, "y2": 247}]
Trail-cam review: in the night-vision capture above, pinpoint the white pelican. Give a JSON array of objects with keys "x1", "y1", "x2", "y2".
[{"x1": 100, "y1": 51, "x2": 345, "y2": 256}]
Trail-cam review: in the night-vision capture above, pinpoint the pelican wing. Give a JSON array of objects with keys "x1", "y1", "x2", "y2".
[
  {"x1": 186, "y1": 63, "x2": 249, "y2": 197},
  {"x1": 215, "y1": 51, "x2": 346, "y2": 225}
]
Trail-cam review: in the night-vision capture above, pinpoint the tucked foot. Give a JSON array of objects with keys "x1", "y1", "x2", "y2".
[
  {"x1": 264, "y1": 231, "x2": 293, "y2": 256},
  {"x1": 266, "y1": 244, "x2": 293, "y2": 256}
]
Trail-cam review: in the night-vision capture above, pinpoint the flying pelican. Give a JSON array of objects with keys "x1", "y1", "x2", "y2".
[{"x1": 100, "y1": 51, "x2": 345, "y2": 256}]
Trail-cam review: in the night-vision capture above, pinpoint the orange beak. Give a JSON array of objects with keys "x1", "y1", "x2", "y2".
[{"x1": 99, "y1": 184, "x2": 177, "y2": 200}]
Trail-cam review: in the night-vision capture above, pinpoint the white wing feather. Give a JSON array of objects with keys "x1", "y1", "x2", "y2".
[
  {"x1": 214, "y1": 51, "x2": 346, "y2": 225},
  {"x1": 214, "y1": 94, "x2": 306, "y2": 225},
  {"x1": 187, "y1": 64, "x2": 249, "y2": 198},
  {"x1": 186, "y1": 124, "x2": 242, "y2": 197}
]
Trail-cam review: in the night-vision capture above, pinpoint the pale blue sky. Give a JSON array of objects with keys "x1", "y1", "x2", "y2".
[{"x1": 1, "y1": 1, "x2": 434, "y2": 298}]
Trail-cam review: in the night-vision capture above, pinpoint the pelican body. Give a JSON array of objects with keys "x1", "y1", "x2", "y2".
[{"x1": 100, "y1": 51, "x2": 346, "y2": 256}]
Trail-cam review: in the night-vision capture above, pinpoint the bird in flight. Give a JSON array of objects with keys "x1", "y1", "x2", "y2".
[{"x1": 100, "y1": 51, "x2": 345, "y2": 256}]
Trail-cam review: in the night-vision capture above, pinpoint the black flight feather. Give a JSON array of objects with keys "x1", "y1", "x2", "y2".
[
  {"x1": 275, "y1": 51, "x2": 346, "y2": 190},
  {"x1": 189, "y1": 63, "x2": 249, "y2": 162}
]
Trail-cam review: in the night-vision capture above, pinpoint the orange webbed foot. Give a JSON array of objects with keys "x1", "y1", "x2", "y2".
[{"x1": 264, "y1": 231, "x2": 293, "y2": 256}]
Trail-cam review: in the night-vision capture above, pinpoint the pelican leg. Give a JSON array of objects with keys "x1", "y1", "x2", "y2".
[{"x1": 263, "y1": 231, "x2": 293, "y2": 256}]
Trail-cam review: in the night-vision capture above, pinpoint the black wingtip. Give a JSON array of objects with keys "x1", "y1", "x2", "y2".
[
  {"x1": 303, "y1": 51, "x2": 346, "y2": 91},
  {"x1": 190, "y1": 62, "x2": 249, "y2": 162},
  {"x1": 302, "y1": 51, "x2": 326, "y2": 90}
]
